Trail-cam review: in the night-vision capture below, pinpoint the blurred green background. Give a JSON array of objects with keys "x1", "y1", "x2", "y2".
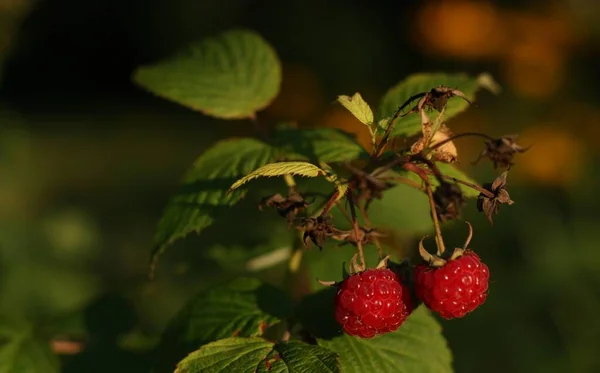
[{"x1": 1, "y1": 0, "x2": 600, "y2": 372}]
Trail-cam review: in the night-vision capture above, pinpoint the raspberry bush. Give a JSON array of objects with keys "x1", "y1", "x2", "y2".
[{"x1": 134, "y1": 29, "x2": 527, "y2": 373}]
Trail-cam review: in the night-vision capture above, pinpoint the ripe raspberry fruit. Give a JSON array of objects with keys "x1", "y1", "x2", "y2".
[
  {"x1": 334, "y1": 268, "x2": 413, "y2": 338},
  {"x1": 415, "y1": 250, "x2": 490, "y2": 319}
]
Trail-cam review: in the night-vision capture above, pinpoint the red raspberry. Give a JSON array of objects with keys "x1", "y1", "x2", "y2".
[
  {"x1": 334, "y1": 268, "x2": 413, "y2": 338},
  {"x1": 414, "y1": 250, "x2": 490, "y2": 319}
]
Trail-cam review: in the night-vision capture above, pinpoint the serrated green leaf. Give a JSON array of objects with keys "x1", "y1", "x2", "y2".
[
  {"x1": 151, "y1": 138, "x2": 277, "y2": 276},
  {"x1": 377, "y1": 72, "x2": 498, "y2": 138},
  {"x1": 0, "y1": 317, "x2": 59, "y2": 373},
  {"x1": 296, "y1": 290, "x2": 452, "y2": 373},
  {"x1": 271, "y1": 127, "x2": 367, "y2": 164},
  {"x1": 257, "y1": 341, "x2": 340, "y2": 373},
  {"x1": 435, "y1": 163, "x2": 481, "y2": 198},
  {"x1": 337, "y1": 93, "x2": 374, "y2": 126},
  {"x1": 175, "y1": 338, "x2": 340, "y2": 373},
  {"x1": 175, "y1": 337, "x2": 273, "y2": 373},
  {"x1": 319, "y1": 307, "x2": 452, "y2": 373},
  {"x1": 133, "y1": 29, "x2": 281, "y2": 119},
  {"x1": 229, "y1": 162, "x2": 326, "y2": 191},
  {"x1": 156, "y1": 278, "x2": 293, "y2": 373}
]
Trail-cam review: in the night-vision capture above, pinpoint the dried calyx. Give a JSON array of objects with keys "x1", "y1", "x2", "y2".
[
  {"x1": 418, "y1": 221, "x2": 475, "y2": 267},
  {"x1": 398, "y1": 86, "x2": 472, "y2": 116},
  {"x1": 259, "y1": 191, "x2": 311, "y2": 226},
  {"x1": 317, "y1": 255, "x2": 392, "y2": 288},
  {"x1": 331, "y1": 227, "x2": 385, "y2": 247},
  {"x1": 433, "y1": 181, "x2": 465, "y2": 222},
  {"x1": 477, "y1": 171, "x2": 514, "y2": 224},
  {"x1": 346, "y1": 165, "x2": 394, "y2": 212},
  {"x1": 299, "y1": 216, "x2": 342, "y2": 250},
  {"x1": 474, "y1": 135, "x2": 530, "y2": 168}
]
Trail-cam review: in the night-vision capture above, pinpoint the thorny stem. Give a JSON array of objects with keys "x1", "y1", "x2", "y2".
[
  {"x1": 319, "y1": 189, "x2": 341, "y2": 218},
  {"x1": 426, "y1": 132, "x2": 495, "y2": 153},
  {"x1": 347, "y1": 189, "x2": 366, "y2": 270}
]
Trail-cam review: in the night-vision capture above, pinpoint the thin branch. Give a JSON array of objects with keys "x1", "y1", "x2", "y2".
[
  {"x1": 379, "y1": 176, "x2": 424, "y2": 192},
  {"x1": 425, "y1": 183, "x2": 447, "y2": 256},
  {"x1": 319, "y1": 189, "x2": 341, "y2": 218},
  {"x1": 403, "y1": 162, "x2": 446, "y2": 256},
  {"x1": 358, "y1": 203, "x2": 383, "y2": 258},
  {"x1": 421, "y1": 169, "x2": 495, "y2": 199},
  {"x1": 374, "y1": 104, "x2": 408, "y2": 158},
  {"x1": 426, "y1": 132, "x2": 495, "y2": 152},
  {"x1": 347, "y1": 189, "x2": 365, "y2": 269}
]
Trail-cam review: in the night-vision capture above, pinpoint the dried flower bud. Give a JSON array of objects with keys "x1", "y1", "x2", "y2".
[
  {"x1": 433, "y1": 181, "x2": 465, "y2": 222},
  {"x1": 259, "y1": 192, "x2": 310, "y2": 226},
  {"x1": 474, "y1": 135, "x2": 529, "y2": 169},
  {"x1": 299, "y1": 216, "x2": 341, "y2": 250},
  {"x1": 477, "y1": 171, "x2": 514, "y2": 224},
  {"x1": 419, "y1": 86, "x2": 471, "y2": 112}
]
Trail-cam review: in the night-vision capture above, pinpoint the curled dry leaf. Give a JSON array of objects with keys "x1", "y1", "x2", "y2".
[
  {"x1": 477, "y1": 171, "x2": 514, "y2": 224},
  {"x1": 433, "y1": 181, "x2": 465, "y2": 222},
  {"x1": 474, "y1": 135, "x2": 530, "y2": 169},
  {"x1": 429, "y1": 125, "x2": 458, "y2": 163},
  {"x1": 410, "y1": 110, "x2": 433, "y2": 154}
]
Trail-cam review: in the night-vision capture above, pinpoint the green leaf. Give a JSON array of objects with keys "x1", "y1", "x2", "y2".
[
  {"x1": 296, "y1": 290, "x2": 452, "y2": 373},
  {"x1": 377, "y1": 72, "x2": 497, "y2": 138},
  {"x1": 175, "y1": 338, "x2": 340, "y2": 373},
  {"x1": 175, "y1": 337, "x2": 273, "y2": 373},
  {"x1": 271, "y1": 127, "x2": 367, "y2": 164},
  {"x1": 0, "y1": 317, "x2": 60, "y2": 373},
  {"x1": 369, "y1": 182, "x2": 433, "y2": 234},
  {"x1": 151, "y1": 138, "x2": 277, "y2": 277},
  {"x1": 435, "y1": 163, "x2": 481, "y2": 198},
  {"x1": 337, "y1": 93, "x2": 374, "y2": 126},
  {"x1": 229, "y1": 161, "x2": 326, "y2": 191},
  {"x1": 133, "y1": 29, "x2": 282, "y2": 119},
  {"x1": 319, "y1": 307, "x2": 452, "y2": 373},
  {"x1": 155, "y1": 277, "x2": 292, "y2": 372},
  {"x1": 257, "y1": 340, "x2": 340, "y2": 373}
]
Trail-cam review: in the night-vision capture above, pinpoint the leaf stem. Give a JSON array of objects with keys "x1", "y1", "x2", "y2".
[{"x1": 319, "y1": 189, "x2": 341, "y2": 217}]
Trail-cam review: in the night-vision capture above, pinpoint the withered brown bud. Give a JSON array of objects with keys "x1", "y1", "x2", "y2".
[
  {"x1": 346, "y1": 166, "x2": 394, "y2": 212},
  {"x1": 397, "y1": 86, "x2": 472, "y2": 117},
  {"x1": 474, "y1": 135, "x2": 529, "y2": 169},
  {"x1": 477, "y1": 171, "x2": 514, "y2": 224},
  {"x1": 259, "y1": 192, "x2": 310, "y2": 227},
  {"x1": 419, "y1": 86, "x2": 471, "y2": 112},
  {"x1": 433, "y1": 181, "x2": 465, "y2": 222},
  {"x1": 299, "y1": 216, "x2": 341, "y2": 250}
]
